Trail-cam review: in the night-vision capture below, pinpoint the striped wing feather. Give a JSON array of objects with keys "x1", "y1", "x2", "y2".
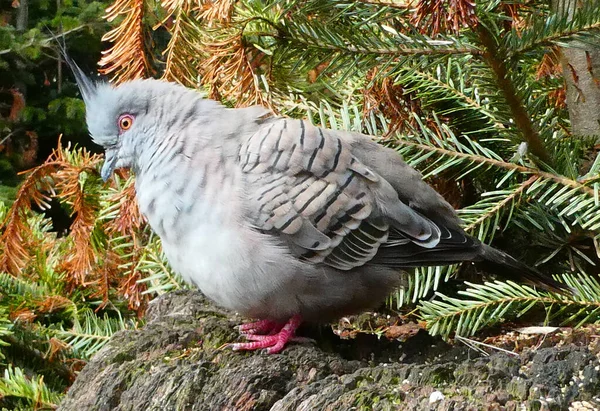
[
  {"x1": 237, "y1": 116, "x2": 565, "y2": 293},
  {"x1": 240, "y1": 118, "x2": 390, "y2": 270}
]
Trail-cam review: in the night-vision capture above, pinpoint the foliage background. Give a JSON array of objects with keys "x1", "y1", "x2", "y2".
[{"x1": 0, "y1": 0, "x2": 599, "y2": 408}]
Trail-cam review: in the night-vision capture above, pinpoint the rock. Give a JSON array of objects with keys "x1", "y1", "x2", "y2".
[
  {"x1": 429, "y1": 391, "x2": 445, "y2": 403},
  {"x1": 58, "y1": 291, "x2": 600, "y2": 411}
]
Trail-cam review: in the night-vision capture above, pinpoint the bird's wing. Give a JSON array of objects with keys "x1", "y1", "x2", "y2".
[{"x1": 239, "y1": 117, "x2": 461, "y2": 270}]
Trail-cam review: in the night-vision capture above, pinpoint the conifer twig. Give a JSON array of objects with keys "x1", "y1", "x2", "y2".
[{"x1": 476, "y1": 23, "x2": 553, "y2": 167}]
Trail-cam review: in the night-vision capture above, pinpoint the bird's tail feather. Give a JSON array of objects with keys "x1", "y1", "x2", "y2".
[{"x1": 478, "y1": 244, "x2": 565, "y2": 293}]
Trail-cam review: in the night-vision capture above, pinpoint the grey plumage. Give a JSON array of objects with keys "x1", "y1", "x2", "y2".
[{"x1": 74, "y1": 74, "x2": 563, "y2": 345}]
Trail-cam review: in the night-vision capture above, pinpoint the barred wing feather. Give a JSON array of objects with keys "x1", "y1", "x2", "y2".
[{"x1": 239, "y1": 117, "x2": 448, "y2": 270}]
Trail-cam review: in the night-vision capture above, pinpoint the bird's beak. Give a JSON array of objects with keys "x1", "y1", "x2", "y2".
[{"x1": 101, "y1": 147, "x2": 118, "y2": 182}]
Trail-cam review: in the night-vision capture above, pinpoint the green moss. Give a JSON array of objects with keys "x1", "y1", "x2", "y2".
[
  {"x1": 422, "y1": 365, "x2": 454, "y2": 386},
  {"x1": 351, "y1": 389, "x2": 379, "y2": 408},
  {"x1": 355, "y1": 376, "x2": 373, "y2": 388},
  {"x1": 457, "y1": 387, "x2": 475, "y2": 400},
  {"x1": 199, "y1": 324, "x2": 238, "y2": 350},
  {"x1": 124, "y1": 366, "x2": 148, "y2": 390},
  {"x1": 111, "y1": 350, "x2": 136, "y2": 364},
  {"x1": 526, "y1": 400, "x2": 542, "y2": 411},
  {"x1": 507, "y1": 378, "x2": 530, "y2": 401},
  {"x1": 349, "y1": 385, "x2": 405, "y2": 411}
]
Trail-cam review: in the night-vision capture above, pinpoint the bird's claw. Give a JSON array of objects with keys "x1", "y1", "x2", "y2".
[
  {"x1": 230, "y1": 315, "x2": 304, "y2": 354},
  {"x1": 237, "y1": 319, "x2": 282, "y2": 335}
]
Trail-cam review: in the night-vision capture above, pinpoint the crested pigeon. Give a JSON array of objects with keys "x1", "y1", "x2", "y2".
[{"x1": 71, "y1": 66, "x2": 563, "y2": 353}]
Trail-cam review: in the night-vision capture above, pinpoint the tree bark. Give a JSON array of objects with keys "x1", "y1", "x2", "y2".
[
  {"x1": 554, "y1": 0, "x2": 600, "y2": 139},
  {"x1": 15, "y1": 0, "x2": 28, "y2": 32},
  {"x1": 58, "y1": 291, "x2": 600, "y2": 411},
  {"x1": 13, "y1": 0, "x2": 28, "y2": 106}
]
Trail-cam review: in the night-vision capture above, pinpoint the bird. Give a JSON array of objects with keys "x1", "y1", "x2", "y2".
[{"x1": 68, "y1": 61, "x2": 564, "y2": 354}]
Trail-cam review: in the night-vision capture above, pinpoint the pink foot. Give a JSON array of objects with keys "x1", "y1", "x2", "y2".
[
  {"x1": 231, "y1": 315, "x2": 303, "y2": 354},
  {"x1": 238, "y1": 319, "x2": 283, "y2": 335}
]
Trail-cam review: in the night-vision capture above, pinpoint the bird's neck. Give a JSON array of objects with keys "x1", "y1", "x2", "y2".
[
  {"x1": 130, "y1": 102, "x2": 272, "y2": 243},
  {"x1": 133, "y1": 139, "x2": 243, "y2": 245}
]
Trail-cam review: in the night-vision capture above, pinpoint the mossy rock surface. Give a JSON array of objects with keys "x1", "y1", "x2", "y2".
[{"x1": 58, "y1": 291, "x2": 600, "y2": 411}]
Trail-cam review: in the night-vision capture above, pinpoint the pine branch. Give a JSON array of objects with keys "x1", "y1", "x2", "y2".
[
  {"x1": 475, "y1": 23, "x2": 553, "y2": 167},
  {"x1": 411, "y1": 0, "x2": 478, "y2": 36},
  {"x1": 103, "y1": 176, "x2": 143, "y2": 237},
  {"x1": 198, "y1": 16, "x2": 273, "y2": 107},
  {"x1": 394, "y1": 134, "x2": 594, "y2": 197},
  {"x1": 419, "y1": 278, "x2": 600, "y2": 338},
  {"x1": 393, "y1": 60, "x2": 506, "y2": 138},
  {"x1": 0, "y1": 308, "x2": 12, "y2": 360},
  {"x1": 196, "y1": 0, "x2": 235, "y2": 22},
  {"x1": 462, "y1": 176, "x2": 538, "y2": 239},
  {"x1": 56, "y1": 309, "x2": 136, "y2": 359},
  {"x1": 0, "y1": 365, "x2": 61, "y2": 410},
  {"x1": 0, "y1": 25, "x2": 88, "y2": 57},
  {"x1": 390, "y1": 265, "x2": 456, "y2": 308},
  {"x1": 99, "y1": 0, "x2": 150, "y2": 82},
  {"x1": 51, "y1": 146, "x2": 103, "y2": 287},
  {"x1": 3, "y1": 333, "x2": 76, "y2": 384},
  {"x1": 0, "y1": 161, "x2": 59, "y2": 275},
  {"x1": 136, "y1": 237, "x2": 184, "y2": 296},
  {"x1": 509, "y1": 1, "x2": 600, "y2": 56},
  {"x1": 99, "y1": 176, "x2": 149, "y2": 312},
  {"x1": 281, "y1": 16, "x2": 482, "y2": 57},
  {"x1": 161, "y1": 3, "x2": 205, "y2": 86}
]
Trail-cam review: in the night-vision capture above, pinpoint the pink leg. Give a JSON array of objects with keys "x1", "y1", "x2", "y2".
[
  {"x1": 230, "y1": 315, "x2": 304, "y2": 354},
  {"x1": 238, "y1": 319, "x2": 283, "y2": 335}
]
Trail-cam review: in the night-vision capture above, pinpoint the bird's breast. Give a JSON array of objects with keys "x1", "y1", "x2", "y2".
[
  {"x1": 134, "y1": 155, "x2": 241, "y2": 242},
  {"x1": 133, "y1": 168, "x2": 294, "y2": 315},
  {"x1": 160, "y1": 216, "x2": 298, "y2": 316}
]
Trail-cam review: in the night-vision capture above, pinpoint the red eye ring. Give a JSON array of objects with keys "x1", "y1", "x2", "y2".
[{"x1": 118, "y1": 114, "x2": 134, "y2": 132}]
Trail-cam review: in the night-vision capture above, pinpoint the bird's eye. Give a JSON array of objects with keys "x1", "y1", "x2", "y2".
[{"x1": 118, "y1": 114, "x2": 134, "y2": 132}]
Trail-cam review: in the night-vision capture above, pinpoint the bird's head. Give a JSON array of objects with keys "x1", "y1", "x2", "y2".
[
  {"x1": 81, "y1": 79, "x2": 153, "y2": 181},
  {"x1": 67, "y1": 59, "x2": 198, "y2": 181}
]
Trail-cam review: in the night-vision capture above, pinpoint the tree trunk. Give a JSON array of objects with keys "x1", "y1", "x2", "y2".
[
  {"x1": 15, "y1": 0, "x2": 28, "y2": 32},
  {"x1": 554, "y1": 0, "x2": 600, "y2": 139},
  {"x1": 58, "y1": 291, "x2": 600, "y2": 410}
]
